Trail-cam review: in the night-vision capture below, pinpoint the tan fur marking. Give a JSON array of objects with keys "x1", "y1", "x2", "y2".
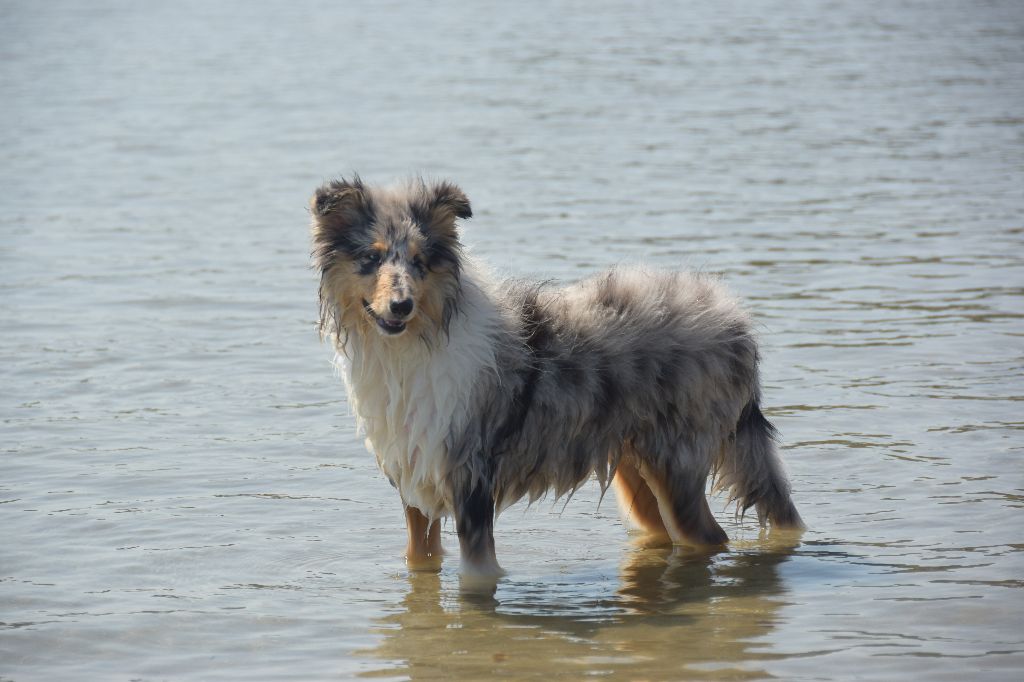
[
  {"x1": 414, "y1": 271, "x2": 449, "y2": 332},
  {"x1": 370, "y1": 263, "x2": 417, "y2": 309},
  {"x1": 327, "y1": 245, "x2": 425, "y2": 335},
  {"x1": 322, "y1": 262, "x2": 373, "y2": 333},
  {"x1": 636, "y1": 460, "x2": 728, "y2": 548},
  {"x1": 405, "y1": 506, "x2": 443, "y2": 571},
  {"x1": 613, "y1": 453, "x2": 670, "y2": 540}
]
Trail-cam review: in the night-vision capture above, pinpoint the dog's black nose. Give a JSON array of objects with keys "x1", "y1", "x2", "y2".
[{"x1": 390, "y1": 298, "x2": 414, "y2": 317}]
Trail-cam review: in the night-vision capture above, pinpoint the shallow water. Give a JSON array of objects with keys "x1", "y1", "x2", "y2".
[{"x1": 2, "y1": 0, "x2": 1023, "y2": 679}]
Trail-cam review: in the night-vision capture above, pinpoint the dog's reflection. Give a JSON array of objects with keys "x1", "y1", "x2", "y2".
[{"x1": 359, "y1": 535, "x2": 800, "y2": 679}]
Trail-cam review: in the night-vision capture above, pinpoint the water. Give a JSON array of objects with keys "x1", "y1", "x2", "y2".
[{"x1": 2, "y1": 0, "x2": 1022, "y2": 679}]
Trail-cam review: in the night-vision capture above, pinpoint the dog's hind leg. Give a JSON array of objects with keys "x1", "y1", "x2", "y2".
[
  {"x1": 404, "y1": 505, "x2": 444, "y2": 571},
  {"x1": 634, "y1": 448, "x2": 729, "y2": 549},
  {"x1": 613, "y1": 450, "x2": 671, "y2": 543},
  {"x1": 454, "y1": 482, "x2": 505, "y2": 579}
]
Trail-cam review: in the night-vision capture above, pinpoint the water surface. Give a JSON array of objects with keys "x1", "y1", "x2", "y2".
[{"x1": 2, "y1": 1, "x2": 1023, "y2": 679}]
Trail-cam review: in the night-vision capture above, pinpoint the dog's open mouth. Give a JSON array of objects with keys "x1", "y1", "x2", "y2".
[{"x1": 363, "y1": 300, "x2": 407, "y2": 335}]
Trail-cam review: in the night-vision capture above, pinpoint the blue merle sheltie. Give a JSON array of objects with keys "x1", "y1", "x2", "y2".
[{"x1": 310, "y1": 176, "x2": 804, "y2": 577}]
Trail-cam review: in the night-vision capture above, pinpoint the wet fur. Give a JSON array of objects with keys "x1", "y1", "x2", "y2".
[{"x1": 310, "y1": 176, "x2": 804, "y2": 575}]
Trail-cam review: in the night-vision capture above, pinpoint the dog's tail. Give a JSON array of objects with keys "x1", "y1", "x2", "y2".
[{"x1": 713, "y1": 394, "x2": 805, "y2": 529}]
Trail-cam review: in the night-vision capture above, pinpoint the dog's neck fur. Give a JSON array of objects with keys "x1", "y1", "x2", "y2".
[{"x1": 335, "y1": 261, "x2": 502, "y2": 520}]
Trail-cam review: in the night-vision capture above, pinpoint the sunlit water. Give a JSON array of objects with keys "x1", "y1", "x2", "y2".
[{"x1": 2, "y1": 1, "x2": 1023, "y2": 680}]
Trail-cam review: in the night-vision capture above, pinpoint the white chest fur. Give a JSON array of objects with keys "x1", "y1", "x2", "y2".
[{"x1": 337, "y1": 277, "x2": 500, "y2": 520}]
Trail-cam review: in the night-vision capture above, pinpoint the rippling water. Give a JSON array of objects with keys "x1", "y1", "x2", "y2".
[{"x1": 2, "y1": 1, "x2": 1023, "y2": 679}]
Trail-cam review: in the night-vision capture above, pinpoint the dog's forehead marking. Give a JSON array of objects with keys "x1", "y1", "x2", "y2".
[
  {"x1": 370, "y1": 214, "x2": 425, "y2": 262},
  {"x1": 363, "y1": 184, "x2": 437, "y2": 253}
]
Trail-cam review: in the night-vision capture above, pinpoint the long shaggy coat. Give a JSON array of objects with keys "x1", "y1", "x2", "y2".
[{"x1": 310, "y1": 177, "x2": 803, "y2": 575}]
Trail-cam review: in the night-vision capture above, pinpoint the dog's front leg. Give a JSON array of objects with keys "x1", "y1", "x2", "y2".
[
  {"x1": 454, "y1": 481, "x2": 505, "y2": 579},
  {"x1": 404, "y1": 505, "x2": 444, "y2": 572}
]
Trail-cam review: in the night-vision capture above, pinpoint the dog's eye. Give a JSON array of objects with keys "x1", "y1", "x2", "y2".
[
  {"x1": 411, "y1": 256, "x2": 426, "y2": 275},
  {"x1": 358, "y1": 252, "x2": 382, "y2": 273}
]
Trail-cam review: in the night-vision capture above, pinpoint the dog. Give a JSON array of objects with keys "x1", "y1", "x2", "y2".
[{"x1": 310, "y1": 176, "x2": 804, "y2": 577}]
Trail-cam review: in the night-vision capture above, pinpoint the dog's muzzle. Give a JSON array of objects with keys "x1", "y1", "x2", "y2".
[{"x1": 363, "y1": 299, "x2": 409, "y2": 335}]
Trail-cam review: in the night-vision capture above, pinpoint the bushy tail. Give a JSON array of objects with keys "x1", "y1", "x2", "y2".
[{"x1": 714, "y1": 396, "x2": 805, "y2": 529}]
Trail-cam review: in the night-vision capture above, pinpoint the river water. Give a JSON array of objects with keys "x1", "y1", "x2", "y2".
[{"x1": 2, "y1": 1, "x2": 1023, "y2": 680}]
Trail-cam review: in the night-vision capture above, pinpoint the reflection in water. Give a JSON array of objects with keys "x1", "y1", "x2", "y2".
[{"x1": 362, "y1": 538, "x2": 800, "y2": 680}]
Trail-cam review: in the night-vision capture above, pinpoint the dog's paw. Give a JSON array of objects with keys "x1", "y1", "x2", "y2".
[
  {"x1": 458, "y1": 558, "x2": 506, "y2": 592},
  {"x1": 405, "y1": 553, "x2": 443, "y2": 573}
]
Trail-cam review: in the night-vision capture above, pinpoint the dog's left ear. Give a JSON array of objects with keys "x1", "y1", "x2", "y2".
[
  {"x1": 418, "y1": 180, "x2": 472, "y2": 239},
  {"x1": 431, "y1": 180, "x2": 473, "y2": 221}
]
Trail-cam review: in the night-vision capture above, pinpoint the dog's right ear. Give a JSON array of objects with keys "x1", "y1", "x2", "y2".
[{"x1": 309, "y1": 177, "x2": 373, "y2": 271}]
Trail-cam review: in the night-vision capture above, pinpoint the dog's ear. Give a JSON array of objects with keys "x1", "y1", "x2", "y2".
[
  {"x1": 431, "y1": 180, "x2": 473, "y2": 222},
  {"x1": 309, "y1": 177, "x2": 373, "y2": 270},
  {"x1": 410, "y1": 180, "x2": 471, "y2": 275},
  {"x1": 418, "y1": 180, "x2": 472, "y2": 239}
]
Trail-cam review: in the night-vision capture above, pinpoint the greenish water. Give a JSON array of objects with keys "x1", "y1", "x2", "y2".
[{"x1": 2, "y1": 1, "x2": 1022, "y2": 679}]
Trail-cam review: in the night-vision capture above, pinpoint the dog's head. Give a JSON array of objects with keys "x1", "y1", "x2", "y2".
[{"x1": 310, "y1": 176, "x2": 471, "y2": 341}]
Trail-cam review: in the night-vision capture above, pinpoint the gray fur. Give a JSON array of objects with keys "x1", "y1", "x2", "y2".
[{"x1": 450, "y1": 269, "x2": 800, "y2": 526}]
